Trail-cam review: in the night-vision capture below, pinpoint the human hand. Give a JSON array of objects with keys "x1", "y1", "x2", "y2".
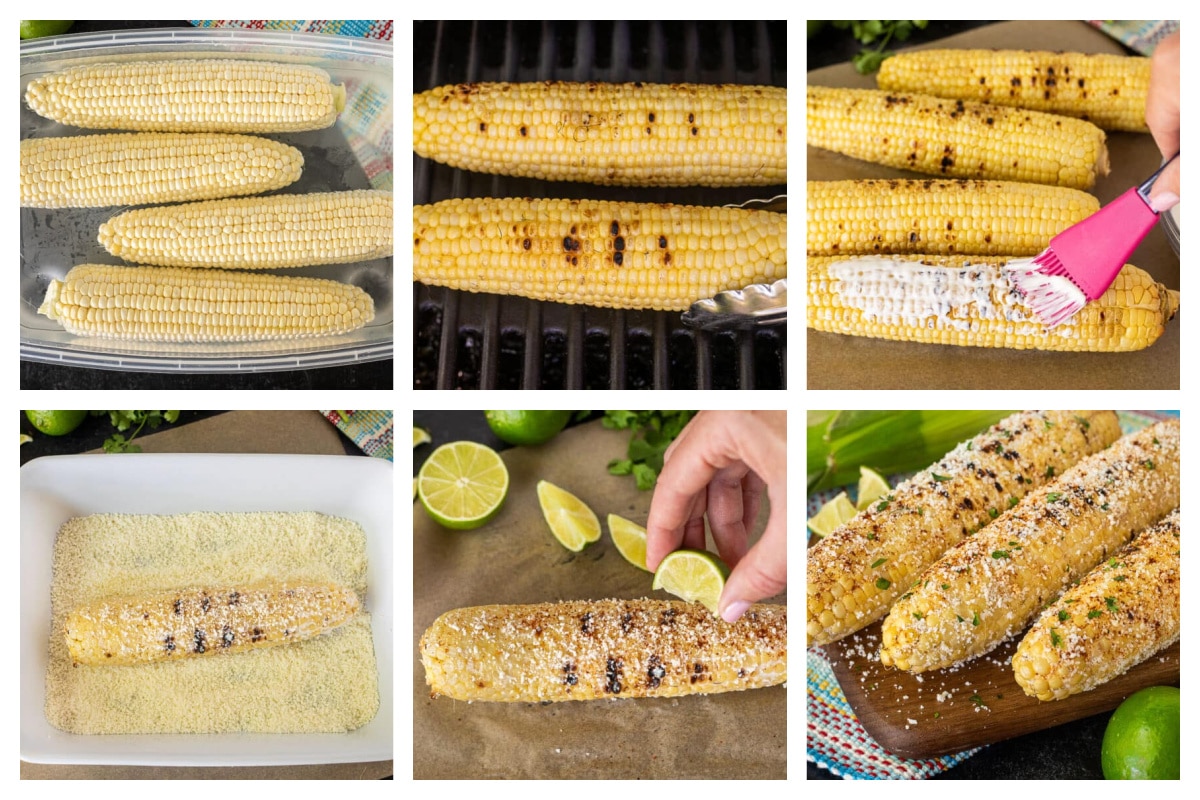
[
  {"x1": 645, "y1": 410, "x2": 786, "y2": 622},
  {"x1": 1146, "y1": 30, "x2": 1180, "y2": 211}
]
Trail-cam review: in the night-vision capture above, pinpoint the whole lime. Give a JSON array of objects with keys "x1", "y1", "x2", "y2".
[
  {"x1": 20, "y1": 21, "x2": 73, "y2": 39},
  {"x1": 484, "y1": 410, "x2": 572, "y2": 446},
  {"x1": 24, "y1": 410, "x2": 88, "y2": 436},
  {"x1": 1101, "y1": 686, "x2": 1180, "y2": 779}
]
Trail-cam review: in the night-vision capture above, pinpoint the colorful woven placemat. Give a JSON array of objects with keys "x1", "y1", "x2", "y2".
[
  {"x1": 190, "y1": 20, "x2": 393, "y2": 40},
  {"x1": 1088, "y1": 19, "x2": 1179, "y2": 55},
  {"x1": 322, "y1": 410, "x2": 393, "y2": 461}
]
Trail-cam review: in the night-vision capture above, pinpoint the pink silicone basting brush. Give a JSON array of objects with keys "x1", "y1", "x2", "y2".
[{"x1": 1007, "y1": 152, "x2": 1179, "y2": 328}]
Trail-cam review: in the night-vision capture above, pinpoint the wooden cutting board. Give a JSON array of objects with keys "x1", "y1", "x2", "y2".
[{"x1": 825, "y1": 621, "x2": 1179, "y2": 757}]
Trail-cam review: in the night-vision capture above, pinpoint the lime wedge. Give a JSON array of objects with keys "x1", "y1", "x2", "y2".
[
  {"x1": 856, "y1": 466, "x2": 891, "y2": 510},
  {"x1": 418, "y1": 441, "x2": 509, "y2": 530},
  {"x1": 537, "y1": 481, "x2": 601, "y2": 551},
  {"x1": 652, "y1": 549, "x2": 730, "y2": 615},
  {"x1": 20, "y1": 434, "x2": 33, "y2": 445},
  {"x1": 413, "y1": 426, "x2": 432, "y2": 447},
  {"x1": 807, "y1": 491, "x2": 858, "y2": 538},
  {"x1": 608, "y1": 514, "x2": 650, "y2": 571}
]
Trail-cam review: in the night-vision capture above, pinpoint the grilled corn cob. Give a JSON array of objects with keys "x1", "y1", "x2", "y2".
[
  {"x1": 806, "y1": 180, "x2": 1099, "y2": 257},
  {"x1": 38, "y1": 264, "x2": 374, "y2": 343},
  {"x1": 20, "y1": 133, "x2": 303, "y2": 209},
  {"x1": 98, "y1": 190, "x2": 394, "y2": 270},
  {"x1": 807, "y1": 255, "x2": 1178, "y2": 352},
  {"x1": 26, "y1": 59, "x2": 345, "y2": 133},
  {"x1": 1013, "y1": 508, "x2": 1179, "y2": 701},
  {"x1": 879, "y1": 420, "x2": 1180, "y2": 673},
  {"x1": 806, "y1": 85, "x2": 1109, "y2": 190},
  {"x1": 420, "y1": 599, "x2": 786, "y2": 702},
  {"x1": 413, "y1": 81, "x2": 787, "y2": 186},
  {"x1": 65, "y1": 582, "x2": 360, "y2": 666},
  {"x1": 414, "y1": 197, "x2": 786, "y2": 310},
  {"x1": 878, "y1": 49, "x2": 1149, "y2": 132},
  {"x1": 807, "y1": 410, "x2": 1120, "y2": 647}
]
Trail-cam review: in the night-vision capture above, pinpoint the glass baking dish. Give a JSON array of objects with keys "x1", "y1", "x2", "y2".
[{"x1": 20, "y1": 29, "x2": 393, "y2": 373}]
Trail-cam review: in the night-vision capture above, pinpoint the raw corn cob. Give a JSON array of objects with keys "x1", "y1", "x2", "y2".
[
  {"x1": 878, "y1": 49, "x2": 1150, "y2": 132},
  {"x1": 38, "y1": 264, "x2": 375, "y2": 343},
  {"x1": 413, "y1": 81, "x2": 787, "y2": 186},
  {"x1": 420, "y1": 599, "x2": 786, "y2": 702},
  {"x1": 806, "y1": 85, "x2": 1109, "y2": 190},
  {"x1": 414, "y1": 197, "x2": 786, "y2": 310},
  {"x1": 806, "y1": 179, "x2": 1099, "y2": 257},
  {"x1": 26, "y1": 59, "x2": 345, "y2": 133},
  {"x1": 1013, "y1": 508, "x2": 1179, "y2": 701},
  {"x1": 65, "y1": 582, "x2": 360, "y2": 666},
  {"x1": 806, "y1": 410, "x2": 1121, "y2": 647},
  {"x1": 807, "y1": 255, "x2": 1178, "y2": 352},
  {"x1": 879, "y1": 420, "x2": 1180, "y2": 673},
  {"x1": 20, "y1": 133, "x2": 303, "y2": 209},
  {"x1": 98, "y1": 190, "x2": 394, "y2": 270}
]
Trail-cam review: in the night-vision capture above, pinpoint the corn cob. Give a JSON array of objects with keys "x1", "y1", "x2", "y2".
[
  {"x1": 879, "y1": 420, "x2": 1180, "y2": 673},
  {"x1": 807, "y1": 255, "x2": 1178, "y2": 352},
  {"x1": 420, "y1": 599, "x2": 786, "y2": 702},
  {"x1": 806, "y1": 85, "x2": 1109, "y2": 190},
  {"x1": 98, "y1": 190, "x2": 393, "y2": 270},
  {"x1": 414, "y1": 197, "x2": 786, "y2": 311},
  {"x1": 807, "y1": 410, "x2": 1121, "y2": 647},
  {"x1": 38, "y1": 264, "x2": 374, "y2": 343},
  {"x1": 65, "y1": 582, "x2": 360, "y2": 666},
  {"x1": 26, "y1": 59, "x2": 345, "y2": 133},
  {"x1": 806, "y1": 179, "x2": 1099, "y2": 258},
  {"x1": 878, "y1": 49, "x2": 1149, "y2": 132},
  {"x1": 413, "y1": 81, "x2": 787, "y2": 186},
  {"x1": 1013, "y1": 508, "x2": 1179, "y2": 701},
  {"x1": 21, "y1": 133, "x2": 303, "y2": 209}
]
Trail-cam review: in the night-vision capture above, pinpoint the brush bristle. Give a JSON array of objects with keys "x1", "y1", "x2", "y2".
[{"x1": 1005, "y1": 251, "x2": 1089, "y2": 328}]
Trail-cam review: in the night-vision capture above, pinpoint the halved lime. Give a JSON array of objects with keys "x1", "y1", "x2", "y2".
[
  {"x1": 413, "y1": 426, "x2": 432, "y2": 447},
  {"x1": 807, "y1": 491, "x2": 858, "y2": 538},
  {"x1": 24, "y1": 410, "x2": 87, "y2": 437},
  {"x1": 21, "y1": 20, "x2": 73, "y2": 39},
  {"x1": 418, "y1": 441, "x2": 509, "y2": 530},
  {"x1": 856, "y1": 466, "x2": 891, "y2": 510},
  {"x1": 1102, "y1": 686, "x2": 1180, "y2": 779},
  {"x1": 608, "y1": 514, "x2": 650, "y2": 571},
  {"x1": 485, "y1": 410, "x2": 572, "y2": 446},
  {"x1": 537, "y1": 480, "x2": 601, "y2": 551},
  {"x1": 652, "y1": 549, "x2": 730, "y2": 615}
]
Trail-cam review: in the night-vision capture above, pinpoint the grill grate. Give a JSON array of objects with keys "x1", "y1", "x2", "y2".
[{"x1": 414, "y1": 20, "x2": 787, "y2": 390}]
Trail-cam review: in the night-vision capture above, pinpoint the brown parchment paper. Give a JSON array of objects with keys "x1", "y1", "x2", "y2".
[
  {"x1": 413, "y1": 418, "x2": 786, "y2": 779},
  {"x1": 22, "y1": 411, "x2": 392, "y2": 781},
  {"x1": 807, "y1": 20, "x2": 1180, "y2": 389}
]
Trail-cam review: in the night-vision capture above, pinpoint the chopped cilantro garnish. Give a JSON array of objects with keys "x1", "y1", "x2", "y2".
[
  {"x1": 991, "y1": 550, "x2": 1011, "y2": 559},
  {"x1": 1008, "y1": 496, "x2": 1019, "y2": 508},
  {"x1": 1088, "y1": 610, "x2": 1103, "y2": 619},
  {"x1": 1046, "y1": 492, "x2": 1062, "y2": 503},
  {"x1": 1044, "y1": 466, "x2": 1055, "y2": 478},
  {"x1": 870, "y1": 558, "x2": 888, "y2": 569},
  {"x1": 932, "y1": 473, "x2": 950, "y2": 482},
  {"x1": 1073, "y1": 415, "x2": 1090, "y2": 430},
  {"x1": 875, "y1": 577, "x2": 891, "y2": 591},
  {"x1": 989, "y1": 508, "x2": 999, "y2": 519},
  {"x1": 1057, "y1": 610, "x2": 1070, "y2": 622},
  {"x1": 1105, "y1": 596, "x2": 1118, "y2": 611},
  {"x1": 972, "y1": 611, "x2": 980, "y2": 626}
]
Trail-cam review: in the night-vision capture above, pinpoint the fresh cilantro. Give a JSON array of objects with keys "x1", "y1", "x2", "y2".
[{"x1": 603, "y1": 410, "x2": 697, "y2": 490}]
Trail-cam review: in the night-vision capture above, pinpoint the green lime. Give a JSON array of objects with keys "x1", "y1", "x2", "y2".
[
  {"x1": 537, "y1": 480, "x2": 601, "y2": 551},
  {"x1": 24, "y1": 410, "x2": 87, "y2": 436},
  {"x1": 21, "y1": 21, "x2": 73, "y2": 39},
  {"x1": 608, "y1": 513, "x2": 650, "y2": 571},
  {"x1": 485, "y1": 410, "x2": 572, "y2": 446},
  {"x1": 1102, "y1": 686, "x2": 1180, "y2": 779},
  {"x1": 413, "y1": 426, "x2": 431, "y2": 447},
  {"x1": 857, "y1": 466, "x2": 891, "y2": 510},
  {"x1": 418, "y1": 441, "x2": 509, "y2": 530},
  {"x1": 807, "y1": 491, "x2": 858, "y2": 538},
  {"x1": 651, "y1": 549, "x2": 731, "y2": 615}
]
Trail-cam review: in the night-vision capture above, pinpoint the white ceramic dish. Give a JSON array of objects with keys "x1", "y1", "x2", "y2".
[{"x1": 20, "y1": 454, "x2": 393, "y2": 766}]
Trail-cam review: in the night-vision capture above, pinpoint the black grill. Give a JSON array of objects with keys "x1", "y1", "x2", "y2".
[{"x1": 414, "y1": 20, "x2": 787, "y2": 390}]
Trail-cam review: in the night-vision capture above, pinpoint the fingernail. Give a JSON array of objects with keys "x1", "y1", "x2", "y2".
[
  {"x1": 721, "y1": 600, "x2": 751, "y2": 623},
  {"x1": 1150, "y1": 191, "x2": 1179, "y2": 213}
]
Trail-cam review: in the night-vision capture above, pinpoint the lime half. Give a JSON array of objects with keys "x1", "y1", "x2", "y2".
[
  {"x1": 24, "y1": 410, "x2": 87, "y2": 437},
  {"x1": 413, "y1": 426, "x2": 432, "y2": 448},
  {"x1": 537, "y1": 480, "x2": 601, "y2": 551},
  {"x1": 21, "y1": 20, "x2": 73, "y2": 39},
  {"x1": 608, "y1": 514, "x2": 650, "y2": 571},
  {"x1": 856, "y1": 466, "x2": 891, "y2": 510},
  {"x1": 652, "y1": 549, "x2": 730, "y2": 615},
  {"x1": 485, "y1": 410, "x2": 572, "y2": 446},
  {"x1": 1102, "y1": 686, "x2": 1180, "y2": 779},
  {"x1": 807, "y1": 491, "x2": 858, "y2": 538},
  {"x1": 418, "y1": 441, "x2": 509, "y2": 530}
]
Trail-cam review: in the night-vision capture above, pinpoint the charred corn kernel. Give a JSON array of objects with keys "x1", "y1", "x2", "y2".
[
  {"x1": 25, "y1": 59, "x2": 345, "y2": 133},
  {"x1": 806, "y1": 179, "x2": 1099, "y2": 257},
  {"x1": 65, "y1": 582, "x2": 360, "y2": 666},
  {"x1": 413, "y1": 81, "x2": 786, "y2": 187},
  {"x1": 21, "y1": 133, "x2": 303, "y2": 209},
  {"x1": 414, "y1": 197, "x2": 786, "y2": 311},
  {"x1": 38, "y1": 264, "x2": 374, "y2": 343},
  {"x1": 1013, "y1": 508, "x2": 1179, "y2": 701},
  {"x1": 807, "y1": 255, "x2": 1178, "y2": 352},
  {"x1": 880, "y1": 421, "x2": 1179, "y2": 673},
  {"x1": 806, "y1": 86, "x2": 1109, "y2": 190},
  {"x1": 806, "y1": 411, "x2": 1121, "y2": 647},
  {"x1": 878, "y1": 49, "x2": 1149, "y2": 132},
  {"x1": 420, "y1": 599, "x2": 786, "y2": 702},
  {"x1": 99, "y1": 190, "x2": 393, "y2": 270}
]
